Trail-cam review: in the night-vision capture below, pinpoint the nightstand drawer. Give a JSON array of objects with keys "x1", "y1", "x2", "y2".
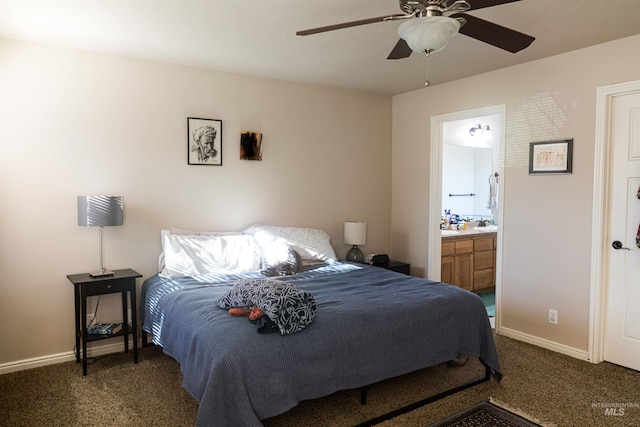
[{"x1": 84, "y1": 279, "x2": 133, "y2": 296}]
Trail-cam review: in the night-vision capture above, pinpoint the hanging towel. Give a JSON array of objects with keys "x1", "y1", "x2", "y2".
[
  {"x1": 488, "y1": 173, "x2": 498, "y2": 210},
  {"x1": 487, "y1": 174, "x2": 493, "y2": 209}
]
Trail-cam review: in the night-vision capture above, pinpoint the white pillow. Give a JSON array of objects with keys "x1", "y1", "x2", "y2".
[
  {"x1": 159, "y1": 232, "x2": 262, "y2": 278},
  {"x1": 244, "y1": 225, "x2": 337, "y2": 263},
  {"x1": 158, "y1": 229, "x2": 244, "y2": 270},
  {"x1": 170, "y1": 227, "x2": 242, "y2": 236}
]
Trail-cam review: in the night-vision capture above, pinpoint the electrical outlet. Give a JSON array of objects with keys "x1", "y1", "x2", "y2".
[{"x1": 548, "y1": 309, "x2": 558, "y2": 324}]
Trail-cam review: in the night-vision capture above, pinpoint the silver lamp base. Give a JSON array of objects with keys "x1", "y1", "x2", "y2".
[{"x1": 346, "y1": 245, "x2": 364, "y2": 263}]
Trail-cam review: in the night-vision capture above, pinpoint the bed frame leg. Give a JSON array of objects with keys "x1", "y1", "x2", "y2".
[
  {"x1": 355, "y1": 363, "x2": 493, "y2": 426},
  {"x1": 141, "y1": 331, "x2": 150, "y2": 347},
  {"x1": 360, "y1": 386, "x2": 368, "y2": 405}
]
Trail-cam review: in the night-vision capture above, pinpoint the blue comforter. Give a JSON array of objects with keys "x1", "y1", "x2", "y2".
[{"x1": 142, "y1": 262, "x2": 501, "y2": 426}]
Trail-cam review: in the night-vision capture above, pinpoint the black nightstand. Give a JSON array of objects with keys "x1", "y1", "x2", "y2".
[
  {"x1": 377, "y1": 260, "x2": 411, "y2": 275},
  {"x1": 67, "y1": 268, "x2": 142, "y2": 375}
]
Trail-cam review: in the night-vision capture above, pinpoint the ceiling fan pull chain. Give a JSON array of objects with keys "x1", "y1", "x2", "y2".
[{"x1": 423, "y1": 53, "x2": 431, "y2": 87}]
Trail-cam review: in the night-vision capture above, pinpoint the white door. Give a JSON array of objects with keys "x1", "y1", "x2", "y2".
[{"x1": 603, "y1": 88, "x2": 640, "y2": 371}]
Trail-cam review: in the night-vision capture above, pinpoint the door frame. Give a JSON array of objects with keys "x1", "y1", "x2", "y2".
[
  {"x1": 428, "y1": 104, "x2": 506, "y2": 331},
  {"x1": 589, "y1": 79, "x2": 640, "y2": 364}
]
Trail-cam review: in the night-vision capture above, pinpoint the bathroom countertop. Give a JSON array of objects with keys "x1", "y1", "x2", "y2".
[{"x1": 441, "y1": 227, "x2": 497, "y2": 238}]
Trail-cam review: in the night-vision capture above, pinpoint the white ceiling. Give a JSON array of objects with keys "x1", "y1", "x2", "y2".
[{"x1": 1, "y1": 0, "x2": 639, "y2": 95}]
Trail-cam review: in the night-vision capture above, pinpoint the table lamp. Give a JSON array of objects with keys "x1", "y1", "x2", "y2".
[
  {"x1": 77, "y1": 195, "x2": 123, "y2": 277},
  {"x1": 344, "y1": 221, "x2": 366, "y2": 263}
]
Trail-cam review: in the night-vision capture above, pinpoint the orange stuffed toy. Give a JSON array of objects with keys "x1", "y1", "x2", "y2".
[{"x1": 228, "y1": 306, "x2": 265, "y2": 320}]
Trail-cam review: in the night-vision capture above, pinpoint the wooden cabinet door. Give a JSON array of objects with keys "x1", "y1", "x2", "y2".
[
  {"x1": 454, "y1": 253, "x2": 473, "y2": 291},
  {"x1": 441, "y1": 255, "x2": 454, "y2": 285}
]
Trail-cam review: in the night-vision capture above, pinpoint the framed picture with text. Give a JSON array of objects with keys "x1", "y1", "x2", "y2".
[
  {"x1": 529, "y1": 139, "x2": 573, "y2": 175},
  {"x1": 188, "y1": 117, "x2": 222, "y2": 166}
]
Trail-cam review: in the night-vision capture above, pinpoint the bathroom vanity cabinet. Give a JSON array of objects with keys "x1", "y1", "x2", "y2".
[{"x1": 441, "y1": 232, "x2": 496, "y2": 293}]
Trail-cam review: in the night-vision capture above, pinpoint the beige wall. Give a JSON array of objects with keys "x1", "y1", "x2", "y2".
[
  {"x1": 0, "y1": 39, "x2": 392, "y2": 366},
  {"x1": 3, "y1": 33, "x2": 639, "y2": 370},
  {"x1": 392, "y1": 35, "x2": 640, "y2": 354}
]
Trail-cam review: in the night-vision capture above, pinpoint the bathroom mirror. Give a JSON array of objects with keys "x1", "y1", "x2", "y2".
[{"x1": 442, "y1": 145, "x2": 493, "y2": 220}]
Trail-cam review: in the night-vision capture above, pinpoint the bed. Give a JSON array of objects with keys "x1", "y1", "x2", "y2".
[{"x1": 141, "y1": 226, "x2": 501, "y2": 426}]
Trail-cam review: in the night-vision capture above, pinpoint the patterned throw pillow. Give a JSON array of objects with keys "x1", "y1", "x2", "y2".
[
  {"x1": 216, "y1": 280, "x2": 260, "y2": 309},
  {"x1": 217, "y1": 279, "x2": 316, "y2": 335}
]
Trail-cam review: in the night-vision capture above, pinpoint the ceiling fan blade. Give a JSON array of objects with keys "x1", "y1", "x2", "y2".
[
  {"x1": 296, "y1": 14, "x2": 407, "y2": 36},
  {"x1": 387, "y1": 39, "x2": 412, "y2": 60},
  {"x1": 466, "y1": 0, "x2": 522, "y2": 10},
  {"x1": 451, "y1": 13, "x2": 534, "y2": 53}
]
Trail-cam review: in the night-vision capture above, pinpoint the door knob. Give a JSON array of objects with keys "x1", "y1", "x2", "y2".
[{"x1": 612, "y1": 240, "x2": 631, "y2": 250}]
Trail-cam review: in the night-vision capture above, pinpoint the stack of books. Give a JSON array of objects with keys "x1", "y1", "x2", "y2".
[{"x1": 87, "y1": 323, "x2": 123, "y2": 335}]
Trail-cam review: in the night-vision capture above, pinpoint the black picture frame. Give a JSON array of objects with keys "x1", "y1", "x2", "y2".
[
  {"x1": 188, "y1": 117, "x2": 222, "y2": 166},
  {"x1": 529, "y1": 139, "x2": 573, "y2": 175}
]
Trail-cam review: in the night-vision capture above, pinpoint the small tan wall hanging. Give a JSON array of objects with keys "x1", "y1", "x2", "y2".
[{"x1": 240, "y1": 132, "x2": 263, "y2": 161}]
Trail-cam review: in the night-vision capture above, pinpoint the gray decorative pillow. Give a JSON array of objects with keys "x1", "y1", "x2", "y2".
[
  {"x1": 261, "y1": 245, "x2": 301, "y2": 277},
  {"x1": 217, "y1": 279, "x2": 316, "y2": 335}
]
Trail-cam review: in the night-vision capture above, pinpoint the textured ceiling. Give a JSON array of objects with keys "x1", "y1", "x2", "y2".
[{"x1": 1, "y1": 0, "x2": 639, "y2": 95}]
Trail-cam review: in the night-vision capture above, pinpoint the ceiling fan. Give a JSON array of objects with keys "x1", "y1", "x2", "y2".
[{"x1": 296, "y1": 0, "x2": 535, "y2": 60}]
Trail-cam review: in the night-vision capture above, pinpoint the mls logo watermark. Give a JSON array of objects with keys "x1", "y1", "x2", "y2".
[
  {"x1": 604, "y1": 407, "x2": 625, "y2": 416},
  {"x1": 592, "y1": 402, "x2": 639, "y2": 417}
]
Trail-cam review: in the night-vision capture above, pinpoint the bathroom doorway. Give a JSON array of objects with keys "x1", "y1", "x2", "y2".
[
  {"x1": 428, "y1": 105, "x2": 505, "y2": 329},
  {"x1": 442, "y1": 117, "x2": 499, "y2": 223}
]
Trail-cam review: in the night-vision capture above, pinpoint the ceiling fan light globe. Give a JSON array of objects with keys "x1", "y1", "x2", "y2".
[{"x1": 397, "y1": 16, "x2": 460, "y2": 54}]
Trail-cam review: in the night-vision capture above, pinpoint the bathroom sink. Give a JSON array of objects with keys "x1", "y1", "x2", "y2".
[
  {"x1": 441, "y1": 229, "x2": 460, "y2": 235},
  {"x1": 473, "y1": 225, "x2": 498, "y2": 232}
]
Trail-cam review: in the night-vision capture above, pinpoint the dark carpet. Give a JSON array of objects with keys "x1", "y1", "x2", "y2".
[{"x1": 1, "y1": 334, "x2": 639, "y2": 426}]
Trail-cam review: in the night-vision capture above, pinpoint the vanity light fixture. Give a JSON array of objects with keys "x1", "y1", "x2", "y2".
[{"x1": 469, "y1": 124, "x2": 491, "y2": 138}]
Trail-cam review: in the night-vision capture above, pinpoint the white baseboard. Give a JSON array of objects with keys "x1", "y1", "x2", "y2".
[
  {"x1": 499, "y1": 327, "x2": 591, "y2": 362},
  {"x1": 0, "y1": 328, "x2": 593, "y2": 374},
  {"x1": 0, "y1": 339, "x2": 140, "y2": 375}
]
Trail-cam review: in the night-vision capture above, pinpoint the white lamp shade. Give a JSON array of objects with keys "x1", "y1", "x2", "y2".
[
  {"x1": 344, "y1": 221, "x2": 367, "y2": 246},
  {"x1": 78, "y1": 195, "x2": 124, "y2": 227},
  {"x1": 397, "y1": 16, "x2": 460, "y2": 54}
]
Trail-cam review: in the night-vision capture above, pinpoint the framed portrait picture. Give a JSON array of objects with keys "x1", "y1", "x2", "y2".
[
  {"x1": 529, "y1": 139, "x2": 573, "y2": 175},
  {"x1": 188, "y1": 117, "x2": 222, "y2": 165}
]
